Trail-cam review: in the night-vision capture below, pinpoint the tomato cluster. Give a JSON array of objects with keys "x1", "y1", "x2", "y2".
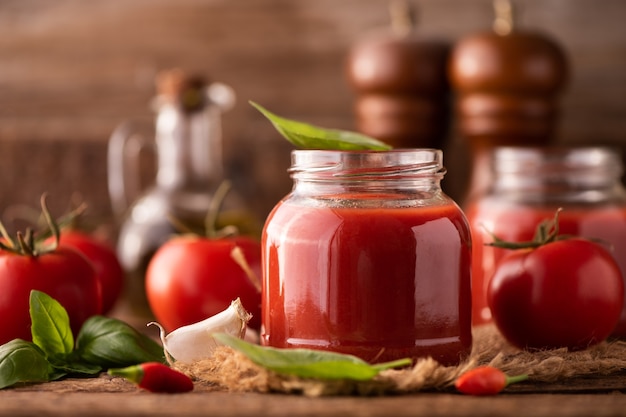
[
  {"x1": 0, "y1": 188, "x2": 262, "y2": 345},
  {"x1": 0, "y1": 199, "x2": 125, "y2": 345}
]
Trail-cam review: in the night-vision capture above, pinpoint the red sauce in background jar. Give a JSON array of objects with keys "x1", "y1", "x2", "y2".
[
  {"x1": 262, "y1": 150, "x2": 472, "y2": 365},
  {"x1": 467, "y1": 147, "x2": 626, "y2": 338}
]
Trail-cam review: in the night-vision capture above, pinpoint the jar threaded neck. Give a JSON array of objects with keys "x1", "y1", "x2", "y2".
[
  {"x1": 491, "y1": 146, "x2": 624, "y2": 203},
  {"x1": 289, "y1": 149, "x2": 446, "y2": 182}
]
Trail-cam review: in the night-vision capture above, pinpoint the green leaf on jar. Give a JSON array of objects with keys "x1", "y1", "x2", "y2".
[
  {"x1": 29, "y1": 290, "x2": 74, "y2": 357},
  {"x1": 75, "y1": 316, "x2": 166, "y2": 368},
  {"x1": 0, "y1": 339, "x2": 50, "y2": 389},
  {"x1": 250, "y1": 101, "x2": 392, "y2": 151},
  {"x1": 213, "y1": 333, "x2": 411, "y2": 381}
]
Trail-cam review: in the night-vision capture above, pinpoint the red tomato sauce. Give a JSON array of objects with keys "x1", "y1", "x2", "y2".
[
  {"x1": 467, "y1": 200, "x2": 626, "y2": 337},
  {"x1": 262, "y1": 197, "x2": 472, "y2": 365}
]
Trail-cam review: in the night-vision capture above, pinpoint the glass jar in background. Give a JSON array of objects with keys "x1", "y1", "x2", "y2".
[
  {"x1": 262, "y1": 149, "x2": 472, "y2": 365},
  {"x1": 466, "y1": 146, "x2": 626, "y2": 338}
]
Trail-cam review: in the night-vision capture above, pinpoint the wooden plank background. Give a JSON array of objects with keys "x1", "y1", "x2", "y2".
[{"x1": 0, "y1": 0, "x2": 624, "y2": 234}]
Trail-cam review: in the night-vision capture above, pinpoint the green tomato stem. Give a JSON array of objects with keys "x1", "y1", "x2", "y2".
[
  {"x1": 39, "y1": 193, "x2": 60, "y2": 252},
  {"x1": 230, "y1": 246, "x2": 261, "y2": 292},
  {"x1": 485, "y1": 208, "x2": 563, "y2": 250},
  {"x1": 0, "y1": 219, "x2": 16, "y2": 249},
  {"x1": 205, "y1": 180, "x2": 239, "y2": 239},
  {"x1": 17, "y1": 231, "x2": 35, "y2": 256}
]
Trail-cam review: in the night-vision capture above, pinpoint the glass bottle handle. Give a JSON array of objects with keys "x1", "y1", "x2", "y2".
[{"x1": 107, "y1": 121, "x2": 155, "y2": 218}]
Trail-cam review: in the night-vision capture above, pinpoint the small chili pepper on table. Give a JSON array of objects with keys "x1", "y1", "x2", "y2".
[
  {"x1": 108, "y1": 362, "x2": 194, "y2": 393},
  {"x1": 455, "y1": 366, "x2": 528, "y2": 396}
]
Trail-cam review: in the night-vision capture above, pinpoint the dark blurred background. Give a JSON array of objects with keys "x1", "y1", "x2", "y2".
[{"x1": 0, "y1": 0, "x2": 624, "y2": 237}]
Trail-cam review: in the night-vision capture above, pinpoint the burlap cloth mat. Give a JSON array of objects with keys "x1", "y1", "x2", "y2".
[{"x1": 174, "y1": 325, "x2": 626, "y2": 397}]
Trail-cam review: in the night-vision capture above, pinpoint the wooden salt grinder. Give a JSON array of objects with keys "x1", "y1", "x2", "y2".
[
  {"x1": 448, "y1": 0, "x2": 569, "y2": 202},
  {"x1": 346, "y1": 0, "x2": 451, "y2": 149}
]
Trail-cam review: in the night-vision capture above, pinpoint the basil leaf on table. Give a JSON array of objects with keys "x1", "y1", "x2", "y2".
[
  {"x1": 75, "y1": 316, "x2": 166, "y2": 368},
  {"x1": 29, "y1": 290, "x2": 74, "y2": 357},
  {"x1": 1, "y1": 291, "x2": 168, "y2": 390},
  {"x1": 250, "y1": 101, "x2": 392, "y2": 151},
  {"x1": 214, "y1": 333, "x2": 411, "y2": 381},
  {"x1": 48, "y1": 354, "x2": 102, "y2": 376},
  {"x1": 0, "y1": 339, "x2": 50, "y2": 389}
]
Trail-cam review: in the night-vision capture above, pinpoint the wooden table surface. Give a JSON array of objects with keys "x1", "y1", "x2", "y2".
[
  {"x1": 1, "y1": 373, "x2": 625, "y2": 417},
  {"x1": 3, "y1": 323, "x2": 626, "y2": 416}
]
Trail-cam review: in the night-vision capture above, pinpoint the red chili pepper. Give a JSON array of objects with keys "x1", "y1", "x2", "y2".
[
  {"x1": 455, "y1": 366, "x2": 528, "y2": 396},
  {"x1": 108, "y1": 362, "x2": 194, "y2": 393}
]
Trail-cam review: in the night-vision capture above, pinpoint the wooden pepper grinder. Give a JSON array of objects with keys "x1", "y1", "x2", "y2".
[
  {"x1": 346, "y1": 0, "x2": 451, "y2": 149},
  {"x1": 449, "y1": 0, "x2": 569, "y2": 202}
]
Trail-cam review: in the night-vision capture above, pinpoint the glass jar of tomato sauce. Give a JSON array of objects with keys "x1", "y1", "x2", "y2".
[
  {"x1": 261, "y1": 149, "x2": 472, "y2": 365},
  {"x1": 466, "y1": 146, "x2": 626, "y2": 338}
]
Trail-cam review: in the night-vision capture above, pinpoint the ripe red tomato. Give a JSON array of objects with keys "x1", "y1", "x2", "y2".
[
  {"x1": 57, "y1": 230, "x2": 125, "y2": 314},
  {"x1": 488, "y1": 238, "x2": 624, "y2": 350},
  {"x1": 0, "y1": 246, "x2": 102, "y2": 344},
  {"x1": 145, "y1": 235, "x2": 261, "y2": 332}
]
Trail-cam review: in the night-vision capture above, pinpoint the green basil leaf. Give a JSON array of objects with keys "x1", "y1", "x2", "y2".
[
  {"x1": 75, "y1": 316, "x2": 165, "y2": 368},
  {"x1": 29, "y1": 290, "x2": 74, "y2": 357},
  {"x1": 0, "y1": 339, "x2": 50, "y2": 389},
  {"x1": 47, "y1": 369, "x2": 68, "y2": 382},
  {"x1": 49, "y1": 353, "x2": 102, "y2": 376},
  {"x1": 250, "y1": 101, "x2": 392, "y2": 151},
  {"x1": 213, "y1": 333, "x2": 411, "y2": 381}
]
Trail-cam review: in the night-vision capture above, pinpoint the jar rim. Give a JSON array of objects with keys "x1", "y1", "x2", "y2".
[
  {"x1": 289, "y1": 149, "x2": 446, "y2": 179},
  {"x1": 492, "y1": 146, "x2": 623, "y2": 177},
  {"x1": 493, "y1": 145, "x2": 621, "y2": 163}
]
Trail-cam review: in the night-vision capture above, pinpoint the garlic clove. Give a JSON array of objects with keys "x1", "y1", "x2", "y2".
[{"x1": 150, "y1": 297, "x2": 252, "y2": 364}]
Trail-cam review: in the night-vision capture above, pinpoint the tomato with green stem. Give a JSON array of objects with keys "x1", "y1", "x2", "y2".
[
  {"x1": 487, "y1": 209, "x2": 624, "y2": 350},
  {"x1": 13, "y1": 199, "x2": 124, "y2": 315},
  {"x1": 0, "y1": 196, "x2": 101, "y2": 344},
  {"x1": 145, "y1": 182, "x2": 262, "y2": 332}
]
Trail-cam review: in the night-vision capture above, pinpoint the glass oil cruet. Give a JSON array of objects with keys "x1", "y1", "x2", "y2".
[{"x1": 107, "y1": 68, "x2": 239, "y2": 321}]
